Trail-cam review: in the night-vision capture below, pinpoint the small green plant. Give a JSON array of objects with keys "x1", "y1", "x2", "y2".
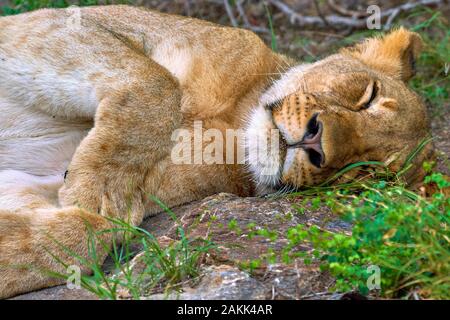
[
  {"x1": 252, "y1": 142, "x2": 449, "y2": 299},
  {"x1": 285, "y1": 172, "x2": 449, "y2": 298},
  {"x1": 48, "y1": 197, "x2": 215, "y2": 300},
  {"x1": 264, "y1": 2, "x2": 277, "y2": 52},
  {"x1": 408, "y1": 9, "x2": 449, "y2": 117},
  {"x1": 241, "y1": 138, "x2": 449, "y2": 299}
]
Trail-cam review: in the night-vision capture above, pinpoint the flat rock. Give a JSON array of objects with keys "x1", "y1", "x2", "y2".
[
  {"x1": 141, "y1": 193, "x2": 348, "y2": 299},
  {"x1": 146, "y1": 265, "x2": 268, "y2": 300},
  {"x1": 13, "y1": 193, "x2": 350, "y2": 300},
  {"x1": 11, "y1": 285, "x2": 98, "y2": 300},
  {"x1": 143, "y1": 193, "x2": 350, "y2": 263}
]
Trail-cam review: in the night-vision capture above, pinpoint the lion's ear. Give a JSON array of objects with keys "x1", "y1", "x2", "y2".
[{"x1": 341, "y1": 27, "x2": 423, "y2": 82}]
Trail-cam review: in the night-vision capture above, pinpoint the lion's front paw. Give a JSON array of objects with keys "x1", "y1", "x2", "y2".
[
  {"x1": 59, "y1": 167, "x2": 103, "y2": 213},
  {"x1": 59, "y1": 166, "x2": 145, "y2": 224}
]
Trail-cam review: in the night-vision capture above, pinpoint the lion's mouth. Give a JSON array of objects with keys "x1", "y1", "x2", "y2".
[{"x1": 245, "y1": 105, "x2": 329, "y2": 190}]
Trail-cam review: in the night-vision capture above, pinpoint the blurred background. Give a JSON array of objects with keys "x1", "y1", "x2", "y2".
[{"x1": 1, "y1": 0, "x2": 449, "y2": 172}]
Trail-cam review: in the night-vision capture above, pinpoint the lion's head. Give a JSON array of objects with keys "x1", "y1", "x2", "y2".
[{"x1": 246, "y1": 28, "x2": 433, "y2": 190}]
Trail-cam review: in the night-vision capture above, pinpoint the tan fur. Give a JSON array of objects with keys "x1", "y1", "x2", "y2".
[{"x1": 0, "y1": 6, "x2": 431, "y2": 298}]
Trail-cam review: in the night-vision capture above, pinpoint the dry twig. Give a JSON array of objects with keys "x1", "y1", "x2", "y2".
[
  {"x1": 268, "y1": 0, "x2": 443, "y2": 30},
  {"x1": 223, "y1": 0, "x2": 238, "y2": 27},
  {"x1": 236, "y1": 0, "x2": 270, "y2": 33},
  {"x1": 327, "y1": 0, "x2": 369, "y2": 18}
]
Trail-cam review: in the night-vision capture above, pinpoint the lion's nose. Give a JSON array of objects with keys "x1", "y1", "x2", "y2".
[{"x1": 288, "y1": 113, "x2": 325, "y2": 168}]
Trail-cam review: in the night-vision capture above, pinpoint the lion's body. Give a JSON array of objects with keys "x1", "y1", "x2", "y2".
[
  {"x1": 0, "y1": 6, "x2": 430, "y2": 298},
  {"x1": 0, "y1": 6, "x2": 288, "y2": 214}
]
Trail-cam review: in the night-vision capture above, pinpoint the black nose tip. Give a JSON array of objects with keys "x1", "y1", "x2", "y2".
[
  {"x1": 285, "y1": 113, "x2": 325, "y2": 168},
  {"x1": 288, "y1": 113, "x2": 324, "y2": 168}
]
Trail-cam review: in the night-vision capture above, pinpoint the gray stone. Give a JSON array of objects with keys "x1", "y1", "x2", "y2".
[
  {"x1": 11, "y1": 285, "x2": 97, "y2": 300},
  {"x1": 13, "y1": 193, "x2": 349, "y2": 300},
  {"x1": 145, "y1": 265, "x2": 268, "y2": 300}
]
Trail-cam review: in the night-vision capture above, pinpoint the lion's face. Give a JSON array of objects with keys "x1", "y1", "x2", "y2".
[{"x1": 246, "y1": 28, "x2": 432, "y2": 190}]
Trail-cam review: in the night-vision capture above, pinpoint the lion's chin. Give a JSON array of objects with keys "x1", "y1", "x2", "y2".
[{"x1": 245, "y1": 105, "x2": 287, "y2": 190}]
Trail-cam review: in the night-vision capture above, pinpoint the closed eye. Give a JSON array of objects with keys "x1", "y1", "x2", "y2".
[{"x1": 358, "y1": 80, "x2": 379, "y2": 110}]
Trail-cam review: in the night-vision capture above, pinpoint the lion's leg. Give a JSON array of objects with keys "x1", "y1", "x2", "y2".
[
  {"x1": 0, "y1": 206, "x2": 112, "y2": 299},
  {"x1": 59, "y1": 59, "x2": 182, "y2": 227},
  {"x1": 0, "y1": 170, "x2": 112, "y2": 299},
  {"x1": 144, "y1": 163, "x2": 254, "y2": 216}
]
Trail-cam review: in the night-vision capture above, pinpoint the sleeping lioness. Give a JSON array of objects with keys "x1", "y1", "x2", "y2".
[{"x1": 0, "y1": 5, "x2": 432, "y2": 298}]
